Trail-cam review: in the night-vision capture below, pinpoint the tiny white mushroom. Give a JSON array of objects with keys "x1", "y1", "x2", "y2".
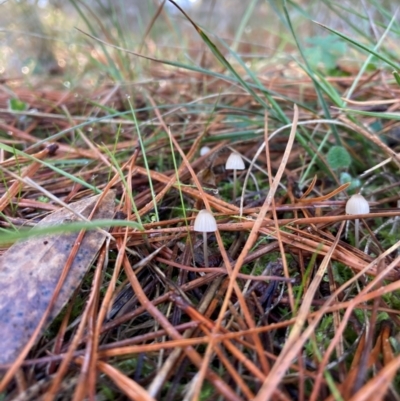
[
  {"x1": 200, "y1": 146, "x2": 211, "y2": 156},
  {"x1": 346, "y1": 194, "x2": 370, "y2": 248},
  {"x1": 225, "y1": 152, "x2": 245, "y2": 170},
  {"x1": 225, "y1": 152, "x2": 245, "y2": 203},
  {"x1": 194, "y1": 209, "x2": 217, "y2": 267},
  {"x1": 345, "y1": 194, "x2": 370, "y2": 215}
]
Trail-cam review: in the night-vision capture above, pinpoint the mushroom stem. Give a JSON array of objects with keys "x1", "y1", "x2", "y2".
[
  {"x1": 203, "y1": 232, "x2": 209, "y2": 267},
  {"x1": 233, "y1": 168, "x2": 237, "y2": 203},
  {"x1": 225, "y1": 152, "x2": 245, "y2": 204},
  {"x1": 355, "y1": 218, "x2": 360, "y2": 248}
]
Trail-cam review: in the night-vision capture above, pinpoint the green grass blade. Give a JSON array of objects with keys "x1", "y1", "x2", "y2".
[
  {"x1": 70, "y1": 0, "x2": 123, "y2": 81},
  {"x1": 0, "y1": 219, "x2": 142, "y2": 245},
  {"x1": 336, "y1": 108, "x2": 400, "y2": 121},
  {"x1": 127, "y1": 99, "x2": 159, "y2": 222},
  {"x1": 231, "y1": 0, "x2": 259, "y2": 52},
  {"x1": 394, "y1": 71, "x2": 400, "y2": 87},
  {"x1": 344, "y1": 9, "x2": 398, "y2": 102},
  {"x1": 0, "y1": 143, "x2": 101, "y2": 194},
  {"x1": 103, "y1": 147, "x2": 144, "y2": 228},
  {"x1": 282, "y1": 0, "x2": 341, "y2": 145},
  {"x1": 167, "y1": 0, "x2": 270, "y2": 110},
  {"x1": 313, "y1": 19, "x2": 400, "y2": 71}
]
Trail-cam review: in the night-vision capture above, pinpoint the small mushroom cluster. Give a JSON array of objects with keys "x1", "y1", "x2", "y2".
[{"x1": 193, "y1": 150, "x2": 246, "y2": 267}]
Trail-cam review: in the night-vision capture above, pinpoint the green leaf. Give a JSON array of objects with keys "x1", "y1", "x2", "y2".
[
  {"x1": 304, "y1": 35, "x2": 347, "y2": 70},
  {"x1": 327, "y1": 146, "x2": 351, "y2": 169},
  {"x1": 340, "y1": 172, "x2": 360, "y2": 191},
  {"x1": 8, "y1": 98, "x2": 28, "y2": 112}
]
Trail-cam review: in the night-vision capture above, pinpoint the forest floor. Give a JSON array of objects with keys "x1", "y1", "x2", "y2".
[{"x1": 1, "y1": 1, "x2": 400, "y2": 400}]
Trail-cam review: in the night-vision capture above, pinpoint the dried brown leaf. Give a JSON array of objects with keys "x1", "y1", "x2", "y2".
[{"x1": 0, "y1": 191, "x2": 115, "y2": 364}]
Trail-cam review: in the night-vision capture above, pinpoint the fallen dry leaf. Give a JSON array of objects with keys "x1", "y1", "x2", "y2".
[{"x1": 0, "y1": 191, "x2": 115, "y2": 364}]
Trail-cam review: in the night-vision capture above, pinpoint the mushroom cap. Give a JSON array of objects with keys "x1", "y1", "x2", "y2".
[
  {"x1": 200, "y1": 146, "x2": 211, "y2": 156},
  {"x1": 345, "y1": 194, "x2": 370, "y2": 215},
  {"x1": 194, "y1": 209, "x2": 217, "y2": 232},
  {"x1": 225, "y1": 152, "x2": 245, "y2": 170}
]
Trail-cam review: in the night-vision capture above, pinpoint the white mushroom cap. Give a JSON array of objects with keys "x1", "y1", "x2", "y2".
[
  {"x1": 345, "y1": 194, "x2": 370, "y2": 215},
  {"x1": 225, "y1": 152, "x2": 245, "y2": 170},
  {"x1": 200, "y1": 146, "x2": 211, "y2": 156},
  {"x1": 194, "y1": 209, "x2": 217, "y2": 232}
]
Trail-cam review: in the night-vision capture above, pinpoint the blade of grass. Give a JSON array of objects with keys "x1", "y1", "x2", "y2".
[
  {"x1": 70, "y1": 0, "x2": 123, "y2": 81},
  {"x1": 103, "y1": 147, "x2": 144, "y2": 227},
  {"x1": 313, "y1": 18, "x2": 400, "y2": 72},
  {"x1": 167, "y1": 126, "x2": 189, "y2": 227},
  {"x1": 343, "y1": 8, "x2": 398, "y2": 103},
  {"x1": 167, "y1": 0, "x2": 271, "y2": 110},
  {"x1": 336, "y1": 108, "x2": 400, "y2": 121},
  {"x1": 0, "y1": 143, "x2": 101, "y2": 194},
  {"x1": 231, "y1": 0, "x2": 259, "y2": 52},
  {"x1": 282, "y1": 0, "x2": 341, "y2": 144},
  {"x1": 322, "y1": 0, "x2": 400, "y2": 47},
  {"x1": 127, "y1": 98, "x2": 159, "y2": 222},
  {"x1": 76, "y1": 27, "x2": 282, "y2": 115},
  {"x1": 0, "y1": 219, "x2": 142, "y2": 245}
]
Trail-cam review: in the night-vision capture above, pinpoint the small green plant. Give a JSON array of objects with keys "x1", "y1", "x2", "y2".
[
  {"x1": 327, "y1": 146, "x2": 351, "y2": 170},
  {"x1": 8, "y1": 98, "x2": 28, "y2": 112},
  {"x1": 304, "y1": 35, "x2": 347, "y2": 71},
  {"x1": 340, "y1": 172, "x2": 361, "y2": 192},
  {"x1": 37, "y1": 195, "x2": 50, "y2": 203}
]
